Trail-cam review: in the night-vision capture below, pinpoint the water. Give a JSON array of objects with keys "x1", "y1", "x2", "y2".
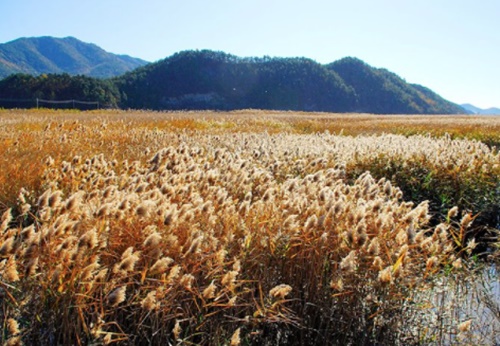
[{"x1": 408, "y1": 262, "x2": 500, "y2": 345}]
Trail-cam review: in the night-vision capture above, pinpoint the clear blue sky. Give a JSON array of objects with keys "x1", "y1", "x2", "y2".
[{"x1": 1, "y1": 0, "x2": 499, "y2": 108}]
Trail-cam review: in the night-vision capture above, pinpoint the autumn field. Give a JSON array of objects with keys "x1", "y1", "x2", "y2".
[{"x1": 0, "y1": 109, "x2": 499, "y2": 345}]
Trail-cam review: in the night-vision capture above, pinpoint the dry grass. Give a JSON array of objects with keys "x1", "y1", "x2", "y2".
[{"x1": 0, "y1": 109, "x2": 499, "y2": 345}]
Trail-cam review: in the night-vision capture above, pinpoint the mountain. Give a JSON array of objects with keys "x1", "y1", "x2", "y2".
[
  {"x1": 461, "y1": 103, "x2": 500, "y2": 115},
  {"x1": 327, "y1": 57, "x2": 465, "y2": 114},
  {"x1": 116, "y1": 50, "x2": 465, "y2": 114},
  {"x1": 116, "y1": 50, "x2": 356, "y2": 112},
  {"x1": 0, "y1": 38, "x2": 466, "y2": 114},
  {"x1": 0, "y1": 36, "x2": 148, "y2": 79}
]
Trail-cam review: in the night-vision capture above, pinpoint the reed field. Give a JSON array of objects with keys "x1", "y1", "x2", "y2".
[{"x1": 0, "y1": 109, "x2": 499, "y2": 345}]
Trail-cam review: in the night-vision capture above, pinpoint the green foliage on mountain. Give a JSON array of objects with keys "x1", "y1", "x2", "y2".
[
  {"x1": 0, "y1": 36, "x2": 148, "y2": 79},
  {"x1": 0, "y1": 38, "x2": 466, "y2": 114},
  {"x1": 0, "y1": 73, "x2": 120, "y2": 108},
  {"x1": 116, "y1": 51, "x2": 464, "y2": 114},
  {"x1": 115, "y1": 50, "x2": 356, "y2": 112},
  {"x1": 327, "y1": 57, "x2": 465, "y2": 114}
]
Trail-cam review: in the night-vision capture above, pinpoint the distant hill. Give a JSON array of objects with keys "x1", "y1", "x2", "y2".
[
  {"x1": 116, "y1": 50, "x2": 356, "y2": 112},
  {"x1": 327, "y1": 57, "x2": 465, "y2": 114},
  {"x1": 0, "y1": 37, "x2": 467, "y2": 114},
  {"x1": 0, "y1": 36, "x2": 148, "y2": 79},
  {"x1": 461, "y1": 103, "x2": 500, "y2": 115},
  {"x1": 116, "y1": 50, "x2": 465, "y2": 114}
]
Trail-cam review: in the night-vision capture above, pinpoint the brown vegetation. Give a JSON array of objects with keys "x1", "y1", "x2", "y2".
[{"x1": 0, "y1": 109, "x2": 499, "y2": 344}]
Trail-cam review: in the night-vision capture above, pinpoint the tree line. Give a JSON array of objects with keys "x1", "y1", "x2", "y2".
[
  {"x1": 0, "y1": 73, "x2": 120, "y2": 109},
  {"x1": 0, "y1": 50, "x2": 465, "y2": 114}
]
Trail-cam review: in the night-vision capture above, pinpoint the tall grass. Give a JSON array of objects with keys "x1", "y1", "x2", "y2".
[{"x1": 0, "y1": 109, "x2": 499, "y2": 344}]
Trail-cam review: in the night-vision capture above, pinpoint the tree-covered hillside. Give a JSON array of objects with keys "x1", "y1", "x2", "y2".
[
  {"x1": 0, "y1": 36, "x2": 148, "y2": 79},
  {"x1": 116, "y1": 50, "x2": 356, "y2": 112},
  {"x1": 116, "y1": 50, "x2": 464, "y2": 114},
  {"x1": 0, "y1": 47, "x2": 466, "y2": 114},
  {"x1": 0, "y1": 73, "x2": 120, "y2": 108},
  {"x1": 327, "y1": 57, "x2": 465, "y2": 114}
]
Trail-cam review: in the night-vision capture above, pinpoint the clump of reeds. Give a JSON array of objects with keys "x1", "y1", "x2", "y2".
[{"x1": 1, "y1": 109, "x2": 498, "y2": 345}]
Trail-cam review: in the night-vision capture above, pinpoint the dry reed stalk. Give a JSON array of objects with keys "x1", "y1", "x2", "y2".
[{"x1": 0, "y1": 109, "x2": 497, "y2": 345}]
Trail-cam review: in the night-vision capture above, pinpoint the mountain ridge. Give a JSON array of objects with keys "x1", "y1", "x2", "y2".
[
  {"x1": 0, "y1": 37, "x2": 467, "y2": 114},
  {"x1": 0, "y1": 36, "x2": 148, "y2": 78},
  {"x1": 115, "y1": 50, "x2": 465, "y2": 114},
  {"x1": 461, "y1": 103, "x2": 500, "y2": 115},
  {"x1": 327, "y1": 57, "x2": 462, "y2": 114}
]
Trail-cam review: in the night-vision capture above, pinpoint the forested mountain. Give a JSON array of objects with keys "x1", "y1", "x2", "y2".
[
  {"x1": 0, "y1": 36, "x2": 148, "y2": 79},
  {"x1": 116, "y1": 50, "x2": 356, "y2": 112},
  {"x1": 327, "y1": 57, "x2": 465, "y2": 114},
  {"x1": 115, "y1": 50, "x2": 464, "y2": 113},
  {"x1": 0, "y1": 38, "x2": 467, "y2": 114}
]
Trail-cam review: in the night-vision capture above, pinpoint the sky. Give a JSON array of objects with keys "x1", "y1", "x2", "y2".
[{"x1": 1, "y1": 0, "x2": 499, "y2": 108}]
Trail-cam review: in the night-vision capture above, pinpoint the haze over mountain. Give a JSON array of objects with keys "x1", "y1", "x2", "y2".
[
  {"x1": 0, "y1": 37, "x2": 465, "y2": 114},
  {"x1": 0, "y1": 36, "x2": 148, "y2": 78},
  {"x1": 461, "y1": 103, "x2": 500, "y2": 115}
]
